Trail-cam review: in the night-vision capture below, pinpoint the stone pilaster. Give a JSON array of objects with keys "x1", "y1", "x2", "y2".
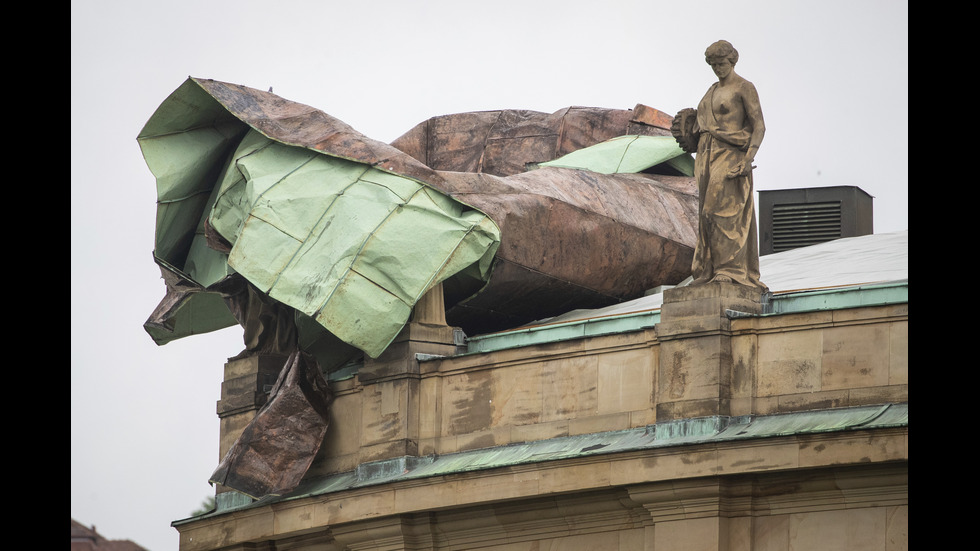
[
  {"x1": 355, "y1": 283, "x2": 461, "y2": 463},
  {"x1": 358, "y1": 282, "x2": 460, "y2": 383}
]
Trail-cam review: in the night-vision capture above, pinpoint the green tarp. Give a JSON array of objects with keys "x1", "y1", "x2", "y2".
[
  {"x1": 539, "y1": 134, "x2": 694, "y2": 175},
  {"x1": 139, "y1": 79, "x2": 500, "y2": 358}
]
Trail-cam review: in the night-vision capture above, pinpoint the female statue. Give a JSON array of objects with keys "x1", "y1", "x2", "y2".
[{"x1": 674, "y1": 40, "x2": 767, "y2": 290}]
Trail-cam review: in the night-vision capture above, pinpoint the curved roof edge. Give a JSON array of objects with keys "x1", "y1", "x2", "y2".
[
  {"x1": 190, "y1": 402, "x2": 907, "y2": 518},
  {"x1": 466, "y1": 279, "x2": 907, "y2": 354}
]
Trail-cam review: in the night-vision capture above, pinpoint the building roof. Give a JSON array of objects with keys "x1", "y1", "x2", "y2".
[
  {"x1": 463, "y1": 230, "x2": 907, "y2": 354},
  {"x1": 532, "y1": 229, "x2": 908, "y2": 325},
  {"x1": 70, "y1": 519, "x2": 149, "y2": 551},
  {"x1": 190, "y1": 230, "x2": 908, "y2": 521}
]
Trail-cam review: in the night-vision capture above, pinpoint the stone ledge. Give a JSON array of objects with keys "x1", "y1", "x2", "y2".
[{"x1": 175, "y1": 421, "x2": 908, "y2": 551}]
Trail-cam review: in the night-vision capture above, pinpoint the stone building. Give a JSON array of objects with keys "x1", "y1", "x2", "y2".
[
  {"x1": 140, "y1": 80, "x2": 907, "y2": 550},
  {"x1": 173, "y1": 230, "x2": 908, "y2": 551}
]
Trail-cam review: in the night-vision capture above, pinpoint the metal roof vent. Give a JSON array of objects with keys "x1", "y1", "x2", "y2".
[{"x1": 759, "y1": 186, "x2": 873, "y2": 255}]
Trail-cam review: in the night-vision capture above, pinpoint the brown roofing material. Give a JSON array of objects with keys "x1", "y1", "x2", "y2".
[
  {"x1": 389, "y1": 104, "x2": 694, "y2": 332},
  {"x1": 390, "y1": 105, "x2": 673, "y2": 177},
  {"x1": 434, "y1": 168, "x2": 696, "y2": 333},
  {"x1": 209, "y1": 350, "x2": 334, "y2": 498},
  {"x1": 193, "y1": 79, "x2": 696, "y2": 335},
  {"x1": 171, "y1": 80, "x2": 699, "y2": 499},
  {"x1": 70, "y1": 519, "x2": 149, "y2": 551}
]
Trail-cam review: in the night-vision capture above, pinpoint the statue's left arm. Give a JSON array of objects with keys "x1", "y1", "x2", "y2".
[
  {"x1": 742, "y1": 81, "x2": 765, "y2": 167},
  {"x1": 729, "y1": 81, "x2": 766, "y2": 178}
]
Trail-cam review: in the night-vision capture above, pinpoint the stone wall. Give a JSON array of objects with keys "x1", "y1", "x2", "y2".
[
  {"x1": 309, "y1": 301, "x2": 907, "y2": 477},
  {"x1": 193, "y1": 293, "x2": 908, "y2": 550}
]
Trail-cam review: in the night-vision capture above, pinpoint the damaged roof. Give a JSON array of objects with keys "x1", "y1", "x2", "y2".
[{"x1": 140, "y1": 78, "x2": 700, "y2": 360}]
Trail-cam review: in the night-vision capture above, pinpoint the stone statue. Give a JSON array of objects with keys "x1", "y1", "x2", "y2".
[{"x1": 673, "y1": 40, "x2": 767, "y2": 290}]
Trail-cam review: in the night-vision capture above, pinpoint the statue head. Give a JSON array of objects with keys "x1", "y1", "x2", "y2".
[{"x1": 705, "y1": 40, "x2": 739, "y2": 66}]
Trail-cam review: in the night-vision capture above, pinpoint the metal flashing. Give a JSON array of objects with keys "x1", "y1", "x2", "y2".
[
  {"x1": 465, "y1": 307, "x2": 661, "y2": 354},
  {"x1": 767, "y1": 280, "x2": 908, "y2": 314},
  {"x1": 462, "y1": 279, "x2": 907, "y2": 355}
]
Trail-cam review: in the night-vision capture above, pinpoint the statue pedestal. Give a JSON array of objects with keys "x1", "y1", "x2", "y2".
[{"x1": 656, "y1": 282, "x2": 767, "y2": 421}]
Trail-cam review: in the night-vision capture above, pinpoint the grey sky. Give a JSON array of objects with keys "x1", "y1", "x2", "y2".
[{"x1": 71, "y1": 2, "x2": 907, "y2": 549}]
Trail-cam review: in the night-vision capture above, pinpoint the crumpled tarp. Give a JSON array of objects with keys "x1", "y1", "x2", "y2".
[
  {"x1": 432, "y1": 167, "x2": 698, "y2": 334},
  {"x1": 141, "y1": 78, "x2": 699, "y2": 354},
  {"x1": 390, "y1": 105, "x2": 674, "y2": 177},
  {"x1": 140, "y1": 78, "x2": 700, "y2": 499},
  {"x1": 206, "y1": 129, "x2": 498, "y2": 358},
  {"x1": 139, "y1": 78, "x2": 500, "y2": 359},
  {"x1": 210, "y1": 350, "x2": 333, "y2": 498},
  {"x1": 389, "y1": 105, "x2": 699, "y2": 333}
]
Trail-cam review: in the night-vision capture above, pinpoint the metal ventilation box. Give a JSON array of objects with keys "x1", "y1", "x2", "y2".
[{"x1": 759, "y1": 186, "x2": 873, "y2": 255}]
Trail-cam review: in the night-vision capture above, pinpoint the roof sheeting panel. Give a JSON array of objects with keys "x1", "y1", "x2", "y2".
[
  {"x1": 139, "y1": 79, "x2": 500, "y2": 357},
  {"x1": 540, "y1": 135, "x2": 694, "y2": 175}
]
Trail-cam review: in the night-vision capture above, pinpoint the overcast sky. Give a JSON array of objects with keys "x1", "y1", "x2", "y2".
[{"x1": 71, "y1": 2, "x2": 907, "y2": 549}]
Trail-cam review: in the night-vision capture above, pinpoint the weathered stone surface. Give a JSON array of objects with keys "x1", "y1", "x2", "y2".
[
  {"x1": 301, "y1": 301, "x2": 907, "y2": 473},
  {"x1": 890, "y1": 320, "x2": 909, "y2": 385},
  {"x1": 660, "y1": 281, "x2": 766, "y2": 329},
  {"x1": 188, "y1": 297, "x2": 908, "y2": 549},
  {"x1": 597, "y1": 348, "x2": 656, "y2": 414},
  {"x1": 178, "y1": 434, "x2": 907, "y2": 551},
  {"x1": 216, "y1": 355, "x2": 286, "y2": 415},
  {"x1": 757, "y1": 330, "x2": 823, "y2": 396}
]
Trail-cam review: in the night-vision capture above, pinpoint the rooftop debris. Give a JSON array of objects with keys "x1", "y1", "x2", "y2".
[{"x1": 139, "y1": 78, "x2": 698, "y2": 498}]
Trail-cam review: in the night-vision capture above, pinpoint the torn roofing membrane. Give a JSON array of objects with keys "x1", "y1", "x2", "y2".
[{"x1": 138, "y1": 79, "x2": 500, "y2": 358}]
